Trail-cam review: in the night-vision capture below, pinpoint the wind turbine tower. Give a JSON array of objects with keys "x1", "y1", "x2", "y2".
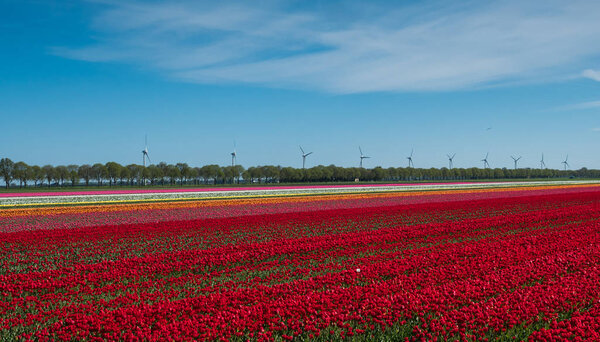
[
  {"x1": 540, "y1": 154, "x2": 546, "y2": 169},
  {"x1": 481, "y1": 152, "x2": 490, "y2": 169},
  {"x1": 231, "y1": 141, "x2": 237, "y2": 167},
  {"x1": 407, "y1": 149, "x2": 414, "y2": 168},
  {"x1": 447, "y1": 153, "x2": 456, "y2": 169},
  {"x1": 359, "y1": 147, "x2": 370, "y2": 168},
  {"x1": 299, "y1": 146, "x2": 313, "y2": 169},
  {"x1": 562, "y1": 155, "x2": 569, "y2": 171},
  {"x1": 511, "y1": 155, "x2": 522, "y2": 170},
  {"x1": 141, "y1": 135, "x2": 151, "y2": 167}
]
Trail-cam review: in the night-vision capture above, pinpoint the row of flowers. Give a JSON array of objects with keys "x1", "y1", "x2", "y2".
[
  {"x1": 2, "y1": 189, "x2": 600, "y2": 340},
  {"x1": 2, "y1": 184, "x2": 599, "y2": 233},
  {"x1": 0, "y1": 182, "x2": 478, "y2": 198},
  {"x1": 2, "y1": 180, "x2": 600, "y2": 207}
]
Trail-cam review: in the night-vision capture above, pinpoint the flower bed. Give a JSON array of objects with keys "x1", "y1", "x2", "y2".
[{"x1": 1, "y1": 187, "x2": 600, "y2": 340}]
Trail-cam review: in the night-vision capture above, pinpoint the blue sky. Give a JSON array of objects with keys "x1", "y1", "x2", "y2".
[{"x1": 1, "y1": 0, "x2": 600, "y2": 169}]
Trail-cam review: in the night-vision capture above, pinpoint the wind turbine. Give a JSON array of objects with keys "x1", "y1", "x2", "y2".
[
  {"x1": 540, "y1": 154, "x2": 546, "y2": 169},
  {"x1": 407, "y1": 149, "x2": 414, "y2": 168},
  {"x1": 141, "y1": 135, "x2": 151, "y2": 167},
  {"x1": 359, "y1": 147, "x2": 370, "y2": 168},
  {"x1": 299, "y1": 146, "x2": 313, "y2": 169},
  {"x1": 231, "y1": 141, "x2": 237, "y2": 167},
  {"x1": 562, "y1": 155, "x2": 569, "y2": 171},
  {"x1": 511, "y1": 155, "x2": 522, "y2": 170},
  {"x1": 447, "y1": 153, "x2": 456, "y2": 169},
  {"x1": 481, "y1": 152, "x2": 490, "y2": 169}
]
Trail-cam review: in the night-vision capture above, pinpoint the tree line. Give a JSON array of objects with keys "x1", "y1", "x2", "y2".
[{"x1": 0, "y1": 157, "x2": 596, "y2": 188}]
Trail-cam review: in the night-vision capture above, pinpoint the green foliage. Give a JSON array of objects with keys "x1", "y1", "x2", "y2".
[
  {"x1": 0, "y1": 158, "x2": 15, "y2": 188},
  {"x1": 1, "y1": 157, "x2": 599, "y2": 189}
]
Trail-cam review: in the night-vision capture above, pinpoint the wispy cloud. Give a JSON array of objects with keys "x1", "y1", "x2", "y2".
[
  {"x1": 558, "y1": 100, "x2": 600, "y2": 111},
  {"x1": 583, "y1": 69, "x2": 600, "y2": 82},
  {"x1": 577, "y1": 101, "x2": 600, "y2": 109},
  {"x1": 54, "y1": 0, "x2": 600, "y2": 93}
]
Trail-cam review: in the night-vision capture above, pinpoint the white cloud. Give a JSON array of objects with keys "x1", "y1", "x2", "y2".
[
  {"x1": 582, "y1": 69, "x2": 600, "y2": 82},
  {"x1": 560, "y1": 100, "x2": 600, "y2": 111},
  {"x1": 55, "y1": 0, "x2": 600, "y2": 93},
  {"x1": 579, "y1": 101, "x2": 600, "y2": 109}
]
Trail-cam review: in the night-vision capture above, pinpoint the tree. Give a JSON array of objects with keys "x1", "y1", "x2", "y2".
[
  {"x1": 126, "y1": 164, "x2": 142, "y2": 186},
  {"x1": 92, "y1": 163, "x2": 107, "y2": 186},
  {"x1": 67, "y1": 164, "x2": 79, "y2": 186},
  {"x1": 13, "y1": 161, "x2": 29, "y2": 188},
  {"x1": 185, "y1": 167, "x2": 198, "y2": 185},
  {"x1": 0, "y1": 158, "x2": 14, "y2": 188},
  {"x1": 54, "y1": 166, "x2": 68, "y2": 186},
  {"x1": 246, "y1": 167, "x2": 261, "y2": 183},
  {"x1": 147, "y1": 165, "x2": 161, "y2": 185},
  {"x1": 78, "y1": 164, "x2": 93, "y2": 186},
  {"x1": 166, "y1": 164, "x2": 181, "y2": 185},
  {"x1": 176, "y1": 163, "x2": 190, "y2": 185},
  {"x1": 261, "y1": 165, "x2": 280, "y2": 183},
  {"x1": 141, "y1": 166, "x2": 151, "y2": 185},
  {"x1": 31, "y1": 165, "x2": 43, "y2": 187},
  {"x1": 119, "y1": 165, "x2": 130, "y2": 186},
  {"x1": 222, "y1": 166, "x2": 236, "y2": 184},
  {"x1": 42, "y1": 165, "x2": 55, "y2": 187},
  {"x1": 233, "y1": 165, "x2": 245, "y2": 183},
  {"x1": 372, "y1": 166, "x2": 386, "y2": 181},
  {"x1": 187, "y1": 167, "x2": 200, "y2": 185},
  {"x1": 199, "y1": 165, "x2": 222, "y2": 184},
  {"x1": 157, "y1": 162, "x2": 169, "y2": 185},
  {"x1": 280, "y1": 167, "x2": 301, "y2": 182},
  {"x1": 105, "y1": 162, "x2": 122, "y2": 186}
]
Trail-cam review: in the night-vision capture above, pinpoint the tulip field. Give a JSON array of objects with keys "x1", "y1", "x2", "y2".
[{"x1": 2, "y1": 182, "x2": 600, "y2": 340}]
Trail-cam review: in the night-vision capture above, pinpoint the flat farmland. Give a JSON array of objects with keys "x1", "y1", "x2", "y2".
[{"x1": 2, "y1": 182, "x2": 600, "y2": 341}]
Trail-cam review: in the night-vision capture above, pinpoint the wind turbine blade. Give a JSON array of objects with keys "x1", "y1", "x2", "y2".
[
  {"x1": 359, "y1": 146, "x2": 363, "y2": 155},
  {"x1": 299, "y1": 146, "x2": 305, "y2": 154},
  {"x1": 306, "y1": 152, "x2": 313, "y2": 156}
]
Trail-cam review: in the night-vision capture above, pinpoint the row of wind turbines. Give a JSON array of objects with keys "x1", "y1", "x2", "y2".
[
  {"x1": 141, "y1": 137, "x2": 572, "y2": 171},
  {"x1": 360, "y1": 148, "x2": 570, "y2": 171},
  {"x1": 480, "y1": 153, "x2": 569, "y2": 170}
]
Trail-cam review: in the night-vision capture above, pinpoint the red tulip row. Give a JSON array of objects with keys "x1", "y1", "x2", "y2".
[
  {"x1": 2, "y1": 191, "x2": 595, "y2": 277},
  {"x1": 1, "y1": 190, "x2": 600, "y2": 340}
]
